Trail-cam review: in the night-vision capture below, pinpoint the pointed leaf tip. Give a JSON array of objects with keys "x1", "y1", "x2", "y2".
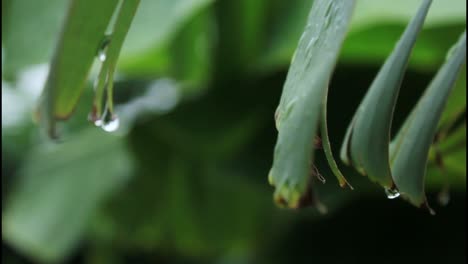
[
  {"x1": 269, "y1": 0, "x2": 356, "y2": 208},
  {"x1": 390, "y1": 30, "x2": 466, "y2": 207},
  {"x1": 340, "y1": 0, "x2": 433, "y2": 188}
]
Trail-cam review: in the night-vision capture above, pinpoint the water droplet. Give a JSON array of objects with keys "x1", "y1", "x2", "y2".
[
  {"x1": 94, "y1": 119, "x2": 104, "y2": 127},
  {"x1": 385, "y1": 187, "x2": 400, "y2": 199},
  {"x1": 324, "y1": 1, "x2": 333, "y2": 17},
  {"x1": 98, "y1": 51, "x2": 106, "y2": 62},
  {"x1": 88, "y1": 110, "x2": 102, "y2": 127},
  {"x1": 102, "y1": 115, "x2": 119, "y2": 132},
  {"x1": 97, "y1": 34, "x2": 111, "y2": 62}
]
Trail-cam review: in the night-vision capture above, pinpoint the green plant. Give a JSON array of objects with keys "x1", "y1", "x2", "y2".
[{"x1": 2, "y1": 0, "x2": 466, "y2": 263}]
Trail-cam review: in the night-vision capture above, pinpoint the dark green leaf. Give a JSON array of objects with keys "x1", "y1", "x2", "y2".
[
  {"x1": 269, "y1": 0, "x2": 356, "y2": 209},
  {"x1": 36, "y1": 0, "x2": 121, "y2": 137},
  {"x1": 340, "y1": 0, "x2": 432, "y2": 189},
  {"x1": 390, "y1": 31, "x2": 466, "y2": 208}
]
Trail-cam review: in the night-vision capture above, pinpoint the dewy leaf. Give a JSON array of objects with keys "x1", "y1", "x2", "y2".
[
  {"x1": 2, "y1": 129, "x2": 133, "y2": 263},
  {"x1": 36, "y1": 0, "x2": 139, "y2": 138},
  {"x1": 91, "y1": 0, "x2": 140, "y2": 125},
  {"x1": 390, "y1": 31, "x2": 466, "y2": 209},
  {"x1": 340, "y1": 0, "x2": 432, "y2": 189},
  {"x1": 36, "y1": 0, "x2": 120, "y2": 138},
  {"x1": 269, "y1": 0, "x2": 356, "y2": 209}
]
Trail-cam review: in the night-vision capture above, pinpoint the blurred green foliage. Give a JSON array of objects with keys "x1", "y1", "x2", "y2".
[{"x1": 1, "y1": 0, "x2": 466, "y2": 263}]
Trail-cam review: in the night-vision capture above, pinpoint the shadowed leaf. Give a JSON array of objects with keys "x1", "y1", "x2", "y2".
[
  {"x1": 269, "y1": 0, "x2": 356, "y2": 208},
  {"x1": 37, "y1": 0, "x2": 139, "y2": 138},
  {"x1": 340, "y1": 0, "x2": 432, "y2": 189},
  {"x1": 2, "y1": 129, "x2": 132, "y2": 262},
  {"x1": 390, "y1": 31, "x2": 466, "y2": 208}
]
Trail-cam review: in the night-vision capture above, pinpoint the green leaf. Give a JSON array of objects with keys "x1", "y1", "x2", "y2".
[
  {"x1": 340, "y1": 0, "x2": 432, "y2": 189},
  {"x1": 2, "y1": 129, "x2": 133, "y2": 262},
  {"x1": 269, "y1": 0, "x2": 356, "y2": 209},
  {"x1": 1, "y1": 0, "x2": 68, "y2": 78},
  {"x1": 91, "y1": 0, "x2": 140, "y2": 122},
  {"x1": 390, "y1": 31, "x2": 466, "y2": 208},
  {"x1": 36, "y1": 0, "x2": 121, "y2": 137},
  {"x1": 320, "y1": 90, "x2": 353, "y2": 189}
]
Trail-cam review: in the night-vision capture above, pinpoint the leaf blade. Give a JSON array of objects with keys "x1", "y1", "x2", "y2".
[
  {"x1": 341, "y1": 0, "x2": 432, "y2": 188},
  {"x1": 269, "y1": 0, "x2": 356, "y2": 208},
  {"x1": 390, "y1": 31, "x2": 466, "y2": 207}
]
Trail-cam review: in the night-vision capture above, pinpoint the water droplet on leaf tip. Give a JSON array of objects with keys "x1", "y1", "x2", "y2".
[
  {"x1": 98, "y1": 52, "x2": 106, "y2": 62},
  {"x1": 101, "y1": 115, "x2": 119, "y2": 132},
  {"x1": 385, "y1": 188, "x2": 400, "y2": 199}
]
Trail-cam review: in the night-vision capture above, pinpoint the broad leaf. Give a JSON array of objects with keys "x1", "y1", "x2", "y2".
[
  {"x1": 320, "y1": 89, "x2": 353, "y2": 189},
  {"x1": 269, "y1": 0, "x2": 356, "y2": 209},
  {"x1": 2, "y1": 129, "x2": 133, "y2": 262},
  {"x1": 390, "y1": 31, "x2": 466, "y2": 208}
]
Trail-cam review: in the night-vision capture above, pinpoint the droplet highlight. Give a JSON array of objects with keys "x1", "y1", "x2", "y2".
[
  {"x1": 98, "y1": 51, "x2": 107, "y2": 62},
  {"x1": 96, "y1": 34, "x2": 111, "y2": 62},
  {"x1": 101, "y1": 115, "x2": 120, "y2": 132},
  {"x1": 385, "y1": 187, "x2": 400, "y2": 199}
]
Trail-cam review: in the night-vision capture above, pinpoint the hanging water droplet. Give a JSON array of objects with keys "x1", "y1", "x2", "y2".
[
  {"x1": 88, "y1": 109, "x2": 102, "y2": 127},
  {"x1": 101, "y1": 115, "x2": 120, "y2": 132},
  {"x1": 385, "y1": 187, "x2": 400, "y2": 199},
  {"x1": 96, "y1": 34, "x2": 111, "y2": 62},
  {"x1": 98, "y1": 51, "x2": 107, "y2": 62},
  {"x1": 94, "y1": 119, "x2": 104, "y2": 127}
]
